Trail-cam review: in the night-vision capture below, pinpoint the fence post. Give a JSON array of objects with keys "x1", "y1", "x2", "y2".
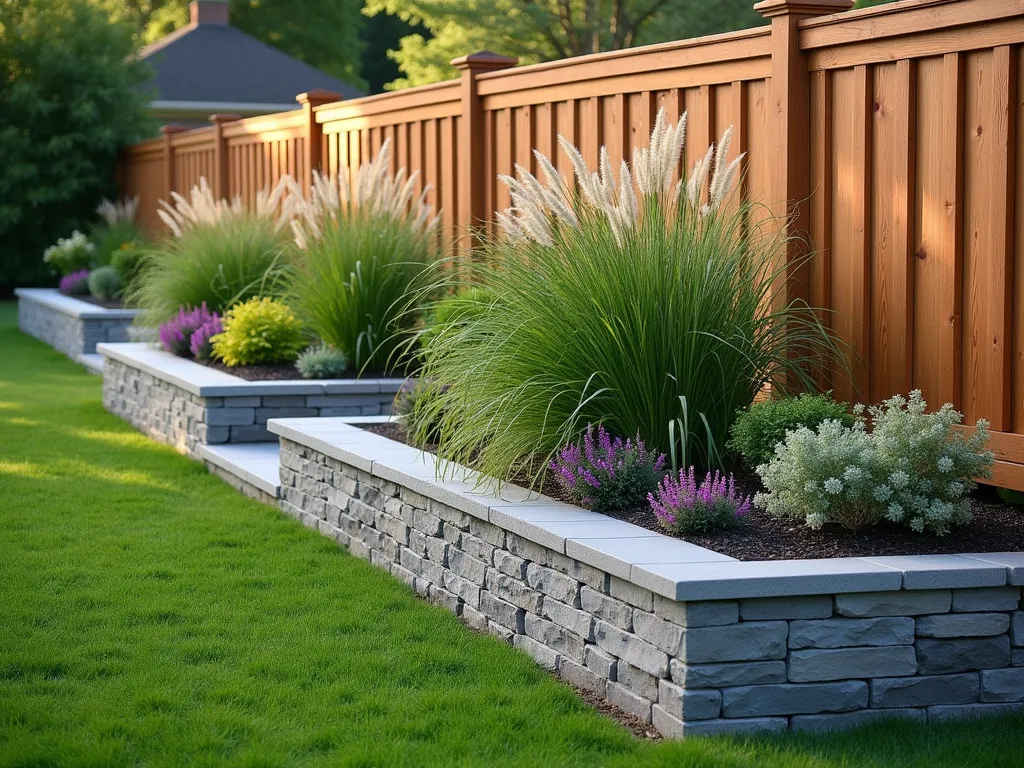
[
  {"x1": 161, "y1": 124, "x2": 188, "y2": 200},
  {"x1": 209, "y1": 113, "x2": 241, "y2": 199},
  {"x1": 296, "y1": 90, "x2": 341, "y2": 196},
  {"x1": 754, "y1": 0, "x2": 851, "y2": 307},
  {"x1": 451, "y1": 51, "x2": 517, "y2": 254}
]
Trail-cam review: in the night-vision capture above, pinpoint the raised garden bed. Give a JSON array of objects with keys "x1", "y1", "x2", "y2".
[
  {"x1": 15, "y1": 288, "x2": 139, "y2": 369},
  {"x1": 266, "y1": 416, "x2": 1024, "y2": 739},
  {"x1": 98, "y1": 342, "x2": 405, "y2": 459}
]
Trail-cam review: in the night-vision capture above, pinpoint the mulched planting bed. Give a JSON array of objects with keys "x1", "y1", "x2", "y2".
[
  {"x1": 199, "y1": 360, "x2": 386, "y2": 381},
  {"x1": 75, "y1": 295, "x2": 125, "y2": 310},
  {"x1": 364, "y1": 422, "x2": 1024, "y2": 561}
]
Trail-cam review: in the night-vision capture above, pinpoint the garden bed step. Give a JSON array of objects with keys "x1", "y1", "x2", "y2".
[
  {"x1": 199, "y1": 442, "x2": 282, "y2": 499},
  {"x1": 78, "y1": 353, "x2": 104, "y2": 375}
]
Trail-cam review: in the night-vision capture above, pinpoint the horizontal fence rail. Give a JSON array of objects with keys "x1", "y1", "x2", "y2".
[{"x1": 117, "y1": 0, "x2": 1024, "y2": 489}]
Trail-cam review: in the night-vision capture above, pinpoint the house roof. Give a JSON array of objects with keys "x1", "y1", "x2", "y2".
[{"x1": 139, "y1": 19, "x2": 362, "y2": 109}]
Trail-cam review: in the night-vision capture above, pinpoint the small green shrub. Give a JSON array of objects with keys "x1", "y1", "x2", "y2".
[
  {"x1": 87, "y1": 266, "x2": 121, "y2": 301},
  {"x1": 296, "y1": 344, "x2": 349, "y2": 379},
  {"x1": 729, "y1": 392, "x2": 852, "y2": 468},
  {"x1": 91, "y1": 218, "x2": 142, "y2": 265},
  {"x1": 43, "y1": 231, "x2": 96, "y2": 276},
  {"x1": 755, "y1": 390, "x2": 994, "y2": 535},
  {"x1": 420, "y1": 286, "x2": 494, "y2": 351},
  {"x1": 109, "y1": 245, "x2": 146, "y2": 303},
  {"x1": 211, "y1": 297, "x2": 306, "y2": 367}
]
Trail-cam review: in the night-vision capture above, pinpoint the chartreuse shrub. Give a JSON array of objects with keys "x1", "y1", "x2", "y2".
[
  {"x1": 551, "y1": 425, "x2": 665, "y2": 514},
  {"x1": 296, "y1": 344, "x2": 349, "y2": 378},
  {"x1": 131, "y1": 178, "x2": 294, "y2": 324},
  {"x1": 755, "y1": 390, "x2": 994, "y2": 534},
  {"x1": 413, "y1": 110, "x2": 842, "y2": 485},
  {"x1": 287, "y1": 139, "x2": 440, "y2": 372},
  {"x1": 729, "y1": 392, "x2": 852, "y2": 468},
  {"x1": 212, "y1": 297, "x2": 305, "y2": 366},
  {"x1": 87, "y1": 265, "x2": 120, "y2": 301}
]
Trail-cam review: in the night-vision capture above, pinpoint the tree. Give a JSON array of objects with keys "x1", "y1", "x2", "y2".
[
  {"x1": 92, "y1": 0, "x2": 366, "y2": 89},
  {"x1": 363, "y1": 0, "x2": 763, "y2": 89},
  {"x1": 0, "y1": 0, "x2": 153, "y2": 295}
]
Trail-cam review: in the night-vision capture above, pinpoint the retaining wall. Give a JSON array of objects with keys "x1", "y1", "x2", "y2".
[{"x1": 16, "y1": 288, "x2": 138, "y2": 362}]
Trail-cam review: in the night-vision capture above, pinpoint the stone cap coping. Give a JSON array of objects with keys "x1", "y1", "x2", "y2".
[
  {"x1": 97, "y1": 343, "x2": 408, "y2": 397},
  {"x1": 16, "y1": 287, "x2": 140, "y2": 320},
  {"x1": 266, "y1": 417, "x2": 1024, "y2": 603}
]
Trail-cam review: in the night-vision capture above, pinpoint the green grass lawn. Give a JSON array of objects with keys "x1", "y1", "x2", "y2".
[{"x1": 1, "y1": 301, "x2": 1022, "y2": 768}]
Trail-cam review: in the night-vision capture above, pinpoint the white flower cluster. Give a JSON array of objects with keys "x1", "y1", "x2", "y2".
[
  {"x1": 495, "y1": 109, "x2": 743, "y2": 247},
  {"x1": 287, "y1": 138, "x2": 438, "y2": 250},
  {"x1": 755, "y1": 390, "x2": 994, "y2": 535},
  {"x1": 96, "y1": 196, "x2": 139, "y2": 226},
  {"x1": 42, "y1": 230, "x2": 94, "y2": 263},
  {"x1": 157, "y1": 176, "x2": 298, "y2": 238}
]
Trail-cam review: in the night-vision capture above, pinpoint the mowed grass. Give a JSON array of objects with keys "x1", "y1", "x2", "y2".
[{"x1": 0, "y1": 302, "x2": 1022, "y2": 768}]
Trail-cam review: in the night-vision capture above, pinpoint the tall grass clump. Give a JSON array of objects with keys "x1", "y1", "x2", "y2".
[
  {"x1": 131, "y1": 178, "x2": 295, "y2": 324},
  {"x1": 286, "y1": 139, "x2": 440, "y2": 372},
  {"x1": 414, "y1": 110, "x2": 843, "y2": 485}
]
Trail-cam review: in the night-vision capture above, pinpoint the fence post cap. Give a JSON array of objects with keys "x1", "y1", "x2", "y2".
[
  {"x1": 208, "y1": 113, "x2": 242, "y2": 124},
  {"x1": 296, "y1": 89, "x2": 341, "y2": 107},
  {"x1": 450, "y1": 51, "x2": 518, "y2": 71},
  {"x1": 160, "y1": 124, "x2": 189, "y2": 136},
  {"x1": 754, "y1": 0, "x2": 852, "y2": 18}
]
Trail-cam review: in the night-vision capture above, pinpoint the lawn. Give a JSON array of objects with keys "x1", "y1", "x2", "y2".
[{"x1": 0, "y1": 300, "x2": 1022, "y2": 768}]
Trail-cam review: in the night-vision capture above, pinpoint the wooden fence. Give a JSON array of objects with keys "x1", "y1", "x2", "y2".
[{"x1": 118, "y1": 0, "x2": 1024, "y2": 489}]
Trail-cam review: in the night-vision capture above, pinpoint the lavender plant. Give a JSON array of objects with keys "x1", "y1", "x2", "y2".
[
  {"x1": 59, "y1": 269, "x2": 90, "y2": 296},
  {"x1": 189, "y1": 313, "x2": 223, "y2": 361},
  {"x1": 551, "y1": 425, "x2": 666, "y2": 514},
  {"x1": 649, "y1": 467, "x2": 751, "y2": 534},
  {"x1": 158, "y1": 303, "x2": 217, "y2": 358}
]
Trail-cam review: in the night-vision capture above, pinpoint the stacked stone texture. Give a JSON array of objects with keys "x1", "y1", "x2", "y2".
[
  {"x1": 281, "y1": 436, "x2": 1024, "y2": 737},
  {"x1": 18, "y1": 295, "x2": 134, "y2": 359},
  {"x1": 103, "y1": 358, "x2": 394, "y2": 458}
]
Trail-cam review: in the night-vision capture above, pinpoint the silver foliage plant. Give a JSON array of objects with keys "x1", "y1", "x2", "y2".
[
  {"x1": 755, "y1": 390, "x2": 994, "y2": 535},
  {"x1": 157, "y1": 176, "x2": 298, "y2": 237},
  {"x1": 495, "y1": 109, "x2": 743, "y2": 247}
]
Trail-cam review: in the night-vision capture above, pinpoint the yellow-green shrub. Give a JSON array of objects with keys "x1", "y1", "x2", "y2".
[{"x1": 211, "y1": 297, "x2": 305, "y2": 367}]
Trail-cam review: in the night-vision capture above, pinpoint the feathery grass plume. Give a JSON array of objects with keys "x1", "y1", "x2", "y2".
[
  {"x1": 96, "y1": 196, "x2": 139, "y2": 226},
  {"x1": 413, "y1": 109, "x2": 844, "y2": 488},
  {"x1": 284, "y1": 138, "x2": 442, "y2": 372},
  {"x1": 157, "y1": 176, "x2": 298, "y2": 238}
]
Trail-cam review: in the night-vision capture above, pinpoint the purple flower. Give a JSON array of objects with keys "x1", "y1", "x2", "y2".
[
  {"x1": 59, "y1": 269, "x2": 90, "y2": 296},
  {"x1": 189, "y1": 313, "x2": 222, "y2": 361},
  {"x1": 649, "y1": 467, "x2": 751, "y2": 535},
  {"x1": 550, "y1": 424, "x2": 666, "y2": 514},
  {"x1": 158, "y1": 303, "x2": 218, "y2": 358}
]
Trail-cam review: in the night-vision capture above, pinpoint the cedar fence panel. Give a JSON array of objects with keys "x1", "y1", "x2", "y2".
[{"x1": 117, "y1": 0, "x2": 1024, "y2": 489}]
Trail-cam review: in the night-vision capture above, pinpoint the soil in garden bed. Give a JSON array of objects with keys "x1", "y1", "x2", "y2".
[
  {"x1": 75, "y1": 295, "x2": 124, "y2": 310},
  {"x1": 363, "y1": 422, "x2": 1024, "y2": 561},
  {"x1": 199, "y1": 360, "x2": 391, "y2": 381}
]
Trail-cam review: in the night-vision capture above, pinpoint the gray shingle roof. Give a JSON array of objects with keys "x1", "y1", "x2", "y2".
[{"x1": 140, "y1": 23, "x2": 362, "y2": 106}]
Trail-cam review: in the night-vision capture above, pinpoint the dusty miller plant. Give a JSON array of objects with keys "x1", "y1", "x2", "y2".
[{"x1": 755, "y1": 390, "x2": 993, "y2": 535}]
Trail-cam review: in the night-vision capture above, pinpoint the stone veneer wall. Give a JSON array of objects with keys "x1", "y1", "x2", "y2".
[
  {"x1": 280, "y1": 436, "x2": 1024, "y2": 737},
  {"x1": 18, "y1": 293, "x2": 134, "y2": 359},
  {"x1": 103, "y1": 358, "x2": 395, "y2": 459}
]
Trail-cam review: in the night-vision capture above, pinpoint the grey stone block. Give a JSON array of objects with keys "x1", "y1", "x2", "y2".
[
  {"x1": 460, "y1": 604, "x2": 488, "y2": 631},
  {"x1": 916, "y1": 636, "x2": 1011, "y2": 674},
  {"x1": 980, "y1": 668, "x2": 1024, "y2": 702},
  {"x1": 581, "y1": 586, "x2": 633, "y2": 631},
  {"x1": 652, "y1": 707, "x2": 787, "y2": 738},
  {"x1": 593, "y1": 619, "x2": 669, "y2": 678},
  {"x1": 617, "y1": 662, "x2": 659, "y2": 701},
  {"x1": 317, "y1": 407, "x2": 362, "y2": 417},
  {"x1": 449, "y1": 547, "x2": 487, "y2": 585},
  {"x1": 835, "y1": 590, "x2": 951, "y2": 617},
  {"x1": 584, "y1": 645, "x2": 618, "y2": 681},
  {"x1": 658, "y1": 679, "x2": 721, "y2": 720},
  {"x1": 222, "y1": 396, "x2": 261, "y2": 407},
  {"x1": 916, "y1": 613, "x2": 1010, "y2": 638},
  {"x1": 789, "y1": 617, "x2": 915, "y2": 649},
  {"x1": 652, "y1": 595, "x2": 739, "y2": 627},
  {"x1": 678, "y1": 621, "x2": 788, "y2": 664},
  {"x1": 791, "y1": 708, "x2": 925, "y2": 732},
  {"x1": 633, "y1": 610, "x2": 684, "y2": 655},
  {"x1": 493, "y1": 549, "x2": 528, "y2": 579},
  {"x1": 484, "y1": 569, "x2": 543, "y2": 614},
  {"x1": 1013, "y1": 648, "x2": 1024, "y2": 666},
  {"x1": 670, "y1": 660, "x2": 787, "y2": 688},
  {"x1": 526, "y1": 562, "x2": 580, "y2": 606},
  {"x1": 524, "y1": 613, "x2": 585, "y2": 662},
  {"x1": 559, "y1": 658, "x2": 607, "y2": 696},
  {"x1": 480, "y1": 591, "x2": 524, "y2": 633},
  {"x1": 229, "y1": 425, "x2": 273, "y2": 442},
  {"x1": 739, "y1": 596, "x2": 833, "y2": 621},
  {"x1": 927, "y1": 702, "x2": 1024, "y2": 721},
  {"x1": 513, "y1": 634, "x2": 560, "y2": 671},
  {"x1": 951, "y1": 587, "x2": 1021, "y2": 612},
  {"x1": 427, "y1": 583, "x2": 461, "y2": 613},
  {"x1": 255, "y1": 407, "x2": 317, "y2": 423},
  {"x1": 198, "y1": 424, "x2": 231, "y2": 443},
  {"x1": 261, "y1": 395, "x2": 308, "y2": 407},
  {"x1": 789, "y1": 646, "x2": 917, "y2": 682},
  {"x1": 608, "y1": 575, "x2": 654, "y2": 612},
  {"x1": 722, "y1": 681, "x2": 868, "y2": 717},
  {"x1": 1013, "y1": 612, "x2": 1024, "y2": 645},
  {"x1": 607, "y1": 681, "x2": 652, "y2": 723},
  {"x1": 870, "y1": 673, "x2": 980, "y2": 708},
  {"x1": 541, "y1": 597, "x2": 594, "y2": 641}
]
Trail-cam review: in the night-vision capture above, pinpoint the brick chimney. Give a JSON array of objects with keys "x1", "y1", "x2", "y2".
[{"x1": 190, "y1": 0, "x2": 229, "y2": 25}]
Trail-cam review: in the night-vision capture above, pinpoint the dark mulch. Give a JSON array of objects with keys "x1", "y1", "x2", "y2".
[
  {"x1": 363, "y1": 421, "x2": 1024, "y2": 561},
  {"x1": 75, "y1": 295, "x2": 123, "y2": 310},
  {"x1": 199, "y1": 360, "x2": 391, "y2": 381}
]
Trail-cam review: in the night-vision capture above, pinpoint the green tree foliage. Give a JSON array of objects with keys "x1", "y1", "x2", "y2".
[
  {"x1": 0, "y1": 0, "x2": 153, "y2": 294},
  {"x1": 93, "y1": 0, "x2": 366, "y2": 89},
  {"x1": 363, "y1": 0, "x2": 763, "y2": 89}
]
